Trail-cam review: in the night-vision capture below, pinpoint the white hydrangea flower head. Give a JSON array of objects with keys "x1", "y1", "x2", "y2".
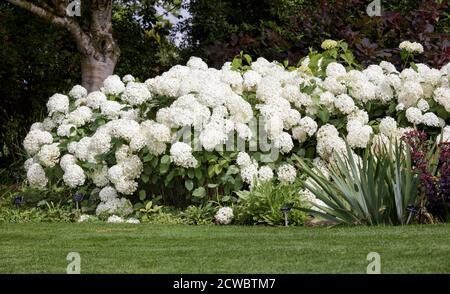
[
  {"x1": 122, "y1": 74, "x2": 135, "y2": 84},
  {"x1": 379, "y1": 117, "x2": 397, "y2": 137},
  {"x1": 433, "y1": 87, "x2": 450, "y2": 112},
  {"x1": 73, "y1": 137, "x2": 93, "y2": 162},
  {"x1": 215, "y1": 207, "x2": 234, "y2": 225},
  {"x1": 326, "y1": 62, "x2": 346, "y2": 78},
  {"x1": 347, "y1": 125, "x2": 373, "y2": 148},
  {"x1": 101, "y1": 100, "x2": 124, "y2": 119},
  {"x1": 99, "y1": 186, "x2": 118, "y2": 202},
  {"x1": 60, "y1": 154, "x2": 76, "y2": 171},
  {"x1": 399, "y1": 41, "x2": 424, "y2": 54},
  {"x1": 301, "y1": 187, "x2": 328, "y2": 212},
  {"x1": 405, "y1": 107, "x2": 423, "y2": 125},
  {"x1": 437, "y1": 126, "x2": 450, "y2": 143},
  {"x1": 115, "y1": 180, "x2": 138, "y2": 195},
  {"x1": 122, "y1": 82, "x2": 151, "y2": 105},
  {"x1": 335, "y1": 94, "x2": 356, "y2": 114},
  {"x1": 347, "y1": 109, "x2": 369, "y2": 125},
  {"x1": 398, "y1": 81, "x2": 423, "y2": 107},
  {"x1": 273, "y1": 132, "x2": 294, "y2": 154},
  {"x1": 417, "y1": 99, "x2": 430, "y2": 112},
  {"x1": 240, "y1": 161, "x2": 258, "y2": 186},
  {"x1": 36, "y1": 143, "x2": 60, "y2": 167},
  {"x1": 69, "y1": 85, "x2": 87, "y2": 100},
  {"x1": 30, "y1": 122, "x2": 44, "y2": 131},
  {"x1": 186, "y1": 56, "x2": 208, "y2": 70},
  {"x1": 24, "y1": 157, "x2": 36, "y2": 171},
  {"x1": 90, "y1": 130, "x2": 112, "y2": 155},
  {"x1": 422, "y1": 112, "x2": 440, "y2": 127},
  {"x1": 258, "y1": 166, "x2": 274, "y2": 183},
  {"x1": 86, "y1": 91, "x2": 107, "y2": 109},
  {"x1": 23, "y1": 129, "x2": 53, "y2": 156},
  {"x1": 126, "y1": 217, "x2": 140, "y2": 224},
  {"x1": 42, "y1": 117, "x2": 56, "y2": 131},
  {"x1": 243, "y1": 70, "x2": 262, "y2": 90},
  {"x1": 68, "y1": 106, "x2": 93, "y2": 127},
  {"x1": 47, "y1": 93, "x2": 69, "y2": 115},
  {"x1": 170, "y1": 142, "x2": 197, "y2": 168},
  {"x1": 92, "y1": 166, "x2": 110, "y2": 187},
  {"x1": 103, "y1": 75, "x2": 125, "y2": 95},
  {"x1": 27, "y1": 163, "x2": 48, "y2": 188},
  {"x1": 63, "y1": 164, "x2": 86, "y2": 188},
  {"x1": 107, "y1": 215, "x2": 125, "y2": 223},
  {"x1": 77, "y1": 214, "x2": 93, "y2": 223},
  {"x1": 57, "y1": 124, "x2": 76, "y2": 138},
  {"x1": 380, "y1": 61, "x2": 398, "y2": 74},
  {"x1": 236, "y1": 152, "x2": 252, "y2": 168},
  {"x1": 277, "y1": 164, "x2": 297, "y2": 184}
]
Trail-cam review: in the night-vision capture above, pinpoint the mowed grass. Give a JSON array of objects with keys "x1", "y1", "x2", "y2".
[{"x1": 0, "y1": 223, "x2": 449, "y2": 273}]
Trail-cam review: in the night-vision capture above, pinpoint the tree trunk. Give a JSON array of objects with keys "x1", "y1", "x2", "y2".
[
  {"x1": 6, "y1": 0, "x2": 120, "y2": 93},
  {"x1": 81, "y1": 54, "x2": 117, "y2": 93},
  {"x1": 77, "y1": 0, "x2": 119, "y2": 92}
]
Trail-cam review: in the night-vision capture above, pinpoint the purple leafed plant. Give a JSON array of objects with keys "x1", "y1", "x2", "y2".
[{"x1": 402, "y1": 130, "x2": 450, "y2": 221}]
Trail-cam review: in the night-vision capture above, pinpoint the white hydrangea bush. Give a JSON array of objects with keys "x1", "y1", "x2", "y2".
[{"x1": 23, "y1": 43, "x2": 450, "y2": 216}]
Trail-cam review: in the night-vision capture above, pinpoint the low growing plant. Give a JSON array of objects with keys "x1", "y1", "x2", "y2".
[
  {"x1": 181, "y1": 203, "x2": 216, "y2": 225},
  {"x1": 234, "y1": 181, "x2": 309, "y2": 226}
]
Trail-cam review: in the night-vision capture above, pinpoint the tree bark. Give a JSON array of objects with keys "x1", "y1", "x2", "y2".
[
  {"x1": 81, "y1": 55, "x2": 117, "y2": 92},
  {"x1": 77, "y1": 0, "x2": 120, "y2": 92},
  {"x1": 6, "y1": 0, "x2": 120, "y2": 92}
]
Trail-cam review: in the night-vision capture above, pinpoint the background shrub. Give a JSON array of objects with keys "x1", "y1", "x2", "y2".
[{"x1": 179, "y1": 0, "x2": 450, "y2": 68}]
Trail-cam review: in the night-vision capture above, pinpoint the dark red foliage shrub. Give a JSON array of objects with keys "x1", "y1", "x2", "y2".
[
  {"x1": 182, "y1": 0, "x2": 450, "y2": 69},
  {"x1": 402, "y1": 130, "x2": 450, "y2": 221}
]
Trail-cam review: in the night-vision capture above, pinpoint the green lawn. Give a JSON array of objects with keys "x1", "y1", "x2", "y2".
[{"x1": 0, "y1": 223, "x2": 449, "y2": 273}]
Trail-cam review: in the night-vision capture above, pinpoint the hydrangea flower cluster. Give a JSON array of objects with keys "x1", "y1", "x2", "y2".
[
  {"x1": 23, "y1": 51, "x2": 450, "y2": 214},
  {"x1": 214, "y1": 207, "x2": 234, "y2": 224}
]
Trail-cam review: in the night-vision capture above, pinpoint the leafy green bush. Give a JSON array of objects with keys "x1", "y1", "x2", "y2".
[
  {"x1": 234, "y1": 182, "x2": 309, "y2": 226},
  {"x1": 181, "y1": 204, "x2": 216, "y2": 225},
  {"x1": 144, "y1": 212, "x2": 185, "y2": 225},
  {"x1": 0, "y1": 201, "x2": 77, "y2": 223},
  {"x1": 294, "y1": 140, "x2": 420, "y2": 225}
]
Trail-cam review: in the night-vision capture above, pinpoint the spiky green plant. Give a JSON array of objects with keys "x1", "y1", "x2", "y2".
[{"x1": 293, "y1": 140, "x2": 419, "y2": 225}]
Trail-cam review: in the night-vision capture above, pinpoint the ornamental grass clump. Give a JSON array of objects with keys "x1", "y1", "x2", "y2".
[{"x1": 294, "y1": 140, "x2": 420, "y2": 226}]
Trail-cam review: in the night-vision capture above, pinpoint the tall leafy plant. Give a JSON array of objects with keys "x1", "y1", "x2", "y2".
[{"x1": 294, "y1": 140, "x2": 420, "y2": 225}]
